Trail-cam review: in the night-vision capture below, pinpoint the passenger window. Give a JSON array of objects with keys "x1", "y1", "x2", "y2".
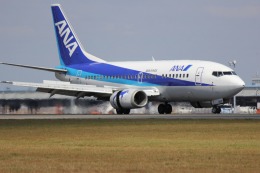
[
  {"x1": 176, "y1": 74, "x2": 178, "y2": 78},
  {"x1": 179, "y1": 74, "x2": 181, "y2": 78},
  {"x1": 186, "y1": 74, "x2": 189, "y2": 78},
  {"x1": 183, "y1": 74, "x2": 185, "y2": 78},
  {"x1": 172, "y1": 74, "x2": 175, "y2": 78},
  {"x1": 169, "y1": 74, "x2": 171, "y2": 78}
]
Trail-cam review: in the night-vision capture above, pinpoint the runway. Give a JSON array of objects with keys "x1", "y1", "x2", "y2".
[{"x1": 0, "y1": 114, "x2": 260, "y2": 120}]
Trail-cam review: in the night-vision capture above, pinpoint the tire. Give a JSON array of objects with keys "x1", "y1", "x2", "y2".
[
  {"x1": 158, "y1": 104, "x2": 165, "y2": 114},
  {"x1": 212, "y1": 106, "x2": 221, "y2": 114},
  {"x1": 116, "y1": 109, "x2": 130, "y2": 114},
  {"x1": 165, "y1": 104, "x2": 172, "y2": 114},
  {"x1": 123, "y1": 109, "x2": 130, "y2": 114},
  {"x1": 116, "y1": 109, "x2": 123, "y2": 114},
  {"x1": 216, "y1": 107, "x2": 221, "y2": 114},
  {"x1": 212, "y1": 107, "x2": 217, "y2": 114}
]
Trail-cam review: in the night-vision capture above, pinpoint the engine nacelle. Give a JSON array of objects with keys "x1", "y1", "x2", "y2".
[
  {"x1": 110, "y1": 89, "x2": 148, "y2": 109},
  {"x1": 190, "y1": 101, "x2": 212, "y2": 108}
]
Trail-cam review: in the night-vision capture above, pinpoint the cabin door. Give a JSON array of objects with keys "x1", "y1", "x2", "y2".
[{"x1": 195, "y1": 67, "x2": 204, "y2": 85}]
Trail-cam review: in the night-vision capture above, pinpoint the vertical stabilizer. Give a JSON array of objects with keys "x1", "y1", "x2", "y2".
[{"x1": 51, "y1": 4, "x2": 105, "y2": 66}]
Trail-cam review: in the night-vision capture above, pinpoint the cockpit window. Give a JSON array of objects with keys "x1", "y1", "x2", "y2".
[
  {"x1": 223, "y1": 72, "x2": 232, "y2": 75},
  {"x1": 212, "y1": 72, "x2": 217, "y2": 77},
  {"x1": 212, "y1": 71, "x2": 223, "y2": 77},
  {"x1": 212, "y1": 71, "x2": 237, "y2": 77},
  {"x1": 218, "y1": 72, "x2": 223, "y2": 77}
]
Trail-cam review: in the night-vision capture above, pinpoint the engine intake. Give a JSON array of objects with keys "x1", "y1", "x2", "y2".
[{"x1": 110, "y1": 89, "x2": 148, "y2": 109}]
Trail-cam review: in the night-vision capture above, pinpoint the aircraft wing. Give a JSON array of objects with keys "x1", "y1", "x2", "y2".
[
  {"x1": 1, "y1": 80, "x2": 160, "y2": 99},
  {"x1": 1, "y1": 80, "x2": 113, "y2": 99}
]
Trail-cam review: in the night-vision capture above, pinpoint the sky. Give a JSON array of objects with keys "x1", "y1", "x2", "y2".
[{"x1": 0, "y1": 0, "x2": 260, "y2": 90}]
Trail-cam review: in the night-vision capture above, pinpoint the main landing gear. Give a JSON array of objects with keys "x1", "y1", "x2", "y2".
[
  {"x1": 212, "y1": 106, "x2": 221, "y2": 114},
  {"x1": 116, "y1": 109, "x2": 130, "y2": 114},
  {"x1": 158, "y1": 103, "x2": 172, "y2": 114}
]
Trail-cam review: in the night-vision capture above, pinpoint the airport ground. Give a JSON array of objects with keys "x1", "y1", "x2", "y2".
[{"x1": 0, "y1": 117, "x2": 260, "y2": 173}]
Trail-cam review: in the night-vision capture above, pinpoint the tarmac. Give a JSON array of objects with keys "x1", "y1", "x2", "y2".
[{"x1": 0, "y1": 114, "x2": 260, "y2": 120}]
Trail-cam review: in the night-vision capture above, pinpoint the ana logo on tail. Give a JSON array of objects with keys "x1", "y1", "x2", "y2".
[{"x1": 55, "y1": 20, "x2": 78, "y2": 57}]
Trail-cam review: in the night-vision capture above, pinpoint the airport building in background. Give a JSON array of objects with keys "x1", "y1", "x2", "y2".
[{"x1": 252, "y1": 74, "x2": 260, "y2": 86}]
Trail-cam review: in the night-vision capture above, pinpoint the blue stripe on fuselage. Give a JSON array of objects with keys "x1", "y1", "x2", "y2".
[{"x1": 56, "y1": 63, "x2": 212, "y2": 87}]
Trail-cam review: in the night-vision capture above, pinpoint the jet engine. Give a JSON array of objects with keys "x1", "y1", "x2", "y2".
[
  {"x1": 190, "y1": 101, "x2": 212, "y2": 108},
  {"x1": 110, "y1": 89, "x2": 148, "y2": 109}
]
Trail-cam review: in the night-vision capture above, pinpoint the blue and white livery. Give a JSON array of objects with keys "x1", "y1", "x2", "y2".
[{"x1": 0, "y1": 4, "x2": 245, "y2": 114}]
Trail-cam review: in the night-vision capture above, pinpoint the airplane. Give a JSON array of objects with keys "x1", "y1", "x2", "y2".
[{"x1": 0, "y1": 4, "x2": 245, "y2": 114}]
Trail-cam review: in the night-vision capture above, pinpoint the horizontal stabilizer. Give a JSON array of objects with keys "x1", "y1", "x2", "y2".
[{"x1": 0, "y1": 62, "x2": 67, "y2": 73}]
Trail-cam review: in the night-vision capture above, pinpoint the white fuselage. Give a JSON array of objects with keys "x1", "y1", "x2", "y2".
[{"x1": 55, "y1": 60, "x2": 245, "y2": 102}]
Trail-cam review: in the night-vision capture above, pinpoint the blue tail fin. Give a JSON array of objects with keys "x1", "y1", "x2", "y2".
[{"x1": 51, "y1": 4, "x2": 105, "y2": 66}]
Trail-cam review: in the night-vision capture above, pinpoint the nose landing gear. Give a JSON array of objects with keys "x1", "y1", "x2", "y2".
[{"x1": 158, "y1": 103, "x2": 172, "y2": 114}]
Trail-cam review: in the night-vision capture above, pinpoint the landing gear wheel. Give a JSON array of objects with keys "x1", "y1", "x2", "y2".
[
  {"x1": 165, "y1": 104, "x2": 172, "y2": 114},
  {"x1": 158, "y1": 104, "x2": 165, "y2": 114},
  {"x1": 116, "y1": 109, "x2": 130, "y2": 114},
  {"x1": 212, "y1": 106, "x2": 221, "y2": 114},
  {"x1": 116, "y1": 109, "x2": 123, "y2": 114},
  {"x1": 123, "y1": 109, "x2": 130, "y2": 114},
  {"x1": 216, "y1": 107, "x2": 221, "y2": 114},
  {"x1": 158, "y1": 103, "x2": 172, "y2": 114}
]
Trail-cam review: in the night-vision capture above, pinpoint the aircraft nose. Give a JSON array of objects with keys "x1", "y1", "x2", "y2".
[{"x1": 234, "y1": 77, "x2": 245, "y2": 92}]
